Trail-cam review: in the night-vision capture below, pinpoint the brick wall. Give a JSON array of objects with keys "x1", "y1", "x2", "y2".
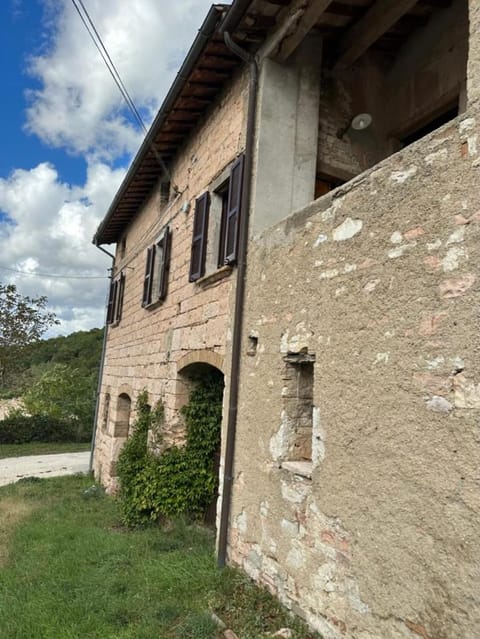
[{"x1": 93, "y1": 69, "x2": 248, "y2": 490}]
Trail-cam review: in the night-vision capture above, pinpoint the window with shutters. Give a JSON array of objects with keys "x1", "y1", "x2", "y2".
[
  {"x1": 221, "y1": 154, "x2": 244, "y2": 266},
  {"x1": 189, "y1": 192, "x2": 210, "y2": 282},
  {"x1": 142, "y1": 225, "x2": 171, "y2": 307},
  {"x1": 189, "y1": 154, "x2": 244, "y2": 284},
  {"x1": 106, "y1": 272, "x2": 126, "y2": 326}
]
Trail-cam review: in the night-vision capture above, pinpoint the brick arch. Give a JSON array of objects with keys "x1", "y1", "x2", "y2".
[{"x1": 176, "y1": 349, "x2": 224, "y2": 374}]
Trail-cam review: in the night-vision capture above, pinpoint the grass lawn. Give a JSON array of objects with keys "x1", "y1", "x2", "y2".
[
  {"x1": 0, "y1": 475, "x2": 319, "y2": 639},
  {"x1": 0, "y1": 441, "x2": 91, "y2": 459}
]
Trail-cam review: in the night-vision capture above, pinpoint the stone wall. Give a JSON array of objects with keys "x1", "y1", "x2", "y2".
[
  {"x1": 228, "y1": 9, "x2": 480, "y2": 637},
  {"x1": 93, "y1": 69, "x2": 248, "y2": 490}
]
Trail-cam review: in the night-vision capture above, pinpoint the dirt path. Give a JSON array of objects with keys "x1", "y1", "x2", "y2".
[{"x1": 0, "y1": 452, "x2": 90, "y2": 487}]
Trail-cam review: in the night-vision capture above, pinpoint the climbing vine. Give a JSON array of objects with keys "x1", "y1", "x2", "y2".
[{"x1": 117, "y1": 371, "x2": 223, "y2": 526}]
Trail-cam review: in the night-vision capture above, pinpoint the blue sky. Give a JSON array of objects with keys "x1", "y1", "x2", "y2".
[
  {"x1": 0, "y1": 0, "x2": 215, "y2": 335},
  {"x1": 0, "y1": 1, "x2": 85, "y2": 182}
]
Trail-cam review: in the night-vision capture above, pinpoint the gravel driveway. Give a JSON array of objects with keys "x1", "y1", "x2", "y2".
[{"x1": 0, "y1": 452, "x2": 90, "y2": 487}]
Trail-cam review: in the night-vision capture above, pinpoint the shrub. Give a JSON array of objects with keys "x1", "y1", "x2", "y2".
[
  {"x1": 0, "y1": 413, "x2": 90, "y2": 444},
  {"x1": 23, "y1": 363, "x2": 95, "y2": 432},
  {"x1": 117, "y1": 372, "x2": 223, "y2": 526}
]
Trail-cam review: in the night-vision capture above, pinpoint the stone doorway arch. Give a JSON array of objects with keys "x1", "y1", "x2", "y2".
[{"x1": 176, "y1": 360, "x2": 224, "y2": 527}]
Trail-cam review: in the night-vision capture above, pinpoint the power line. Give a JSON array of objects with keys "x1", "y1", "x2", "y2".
[
  {"x1": 70, "y1": 0, "x2": 172, "y2": 181},
  {"x1": 0, "y1": 265, "x2": 107, "y2": 280},
  {"x1": 73, "y1": 0, "x2": 147, "y2": 134}
]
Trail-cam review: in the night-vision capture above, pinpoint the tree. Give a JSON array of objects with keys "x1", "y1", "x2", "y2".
[
  {"x1": 0, "y1": 283, "x2": 58, "y2": 388},
  {"x1": 22, "y1": 363, "x2": 95, "y2": 438}
]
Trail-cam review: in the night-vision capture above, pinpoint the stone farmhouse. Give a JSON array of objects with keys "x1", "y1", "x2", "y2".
[{"x1": 93, "y1": 1, "x2": 479, "y2": 637}]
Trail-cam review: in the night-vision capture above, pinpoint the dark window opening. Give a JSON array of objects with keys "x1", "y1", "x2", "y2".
[
  {"x1": 119, "y1": 236, "x2": 127, "y2": 259},
  {"x1": 400, "y1": 103, "x2": 460, "y2": 148},
  {"x1": 247, "y1": 335, "x2": 258, "y2": 356},
  {"x1": 160, "y1": 181, "x2": 171, "y2": 207},
  {"x1": 315, "y1": 173, "x2": 346, "y2": 199}
]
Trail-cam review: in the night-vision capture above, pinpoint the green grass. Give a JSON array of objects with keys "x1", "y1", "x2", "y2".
[
  {"x1": 0, "y1": 441, "x2": 91, "y2": 459},
  {"x1": 0, "y1": 475, "x2": 320, "y2": 639}
]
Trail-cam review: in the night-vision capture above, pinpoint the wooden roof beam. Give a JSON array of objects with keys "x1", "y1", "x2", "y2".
[
  {"x1": 275, "y1": 0, "x2": 334, "y2": 62},
  {"x1": 333, "y1": 0, "x2": 419, "y2": 70}
]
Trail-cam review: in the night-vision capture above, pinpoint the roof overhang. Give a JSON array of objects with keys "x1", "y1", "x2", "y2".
[
  {"x1": 94, "y1": 4, "x2": 239, "y2": 245},
  {"x1": 94, "y1": 0, "x2": 454, "y2": 245}
]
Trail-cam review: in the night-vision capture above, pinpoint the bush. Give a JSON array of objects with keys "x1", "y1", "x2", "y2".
[
  {"x1": 117, "y1": 373, "x2": 223, "y2": 526},
  {"x1": 0, "y1": 413, "x2": 90, "y2": 444},
  {"x1": 23, "y1": 363, "x2": 95, "y2": 431}
]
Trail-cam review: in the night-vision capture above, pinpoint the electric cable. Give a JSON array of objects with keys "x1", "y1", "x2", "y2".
[
  {"x1": 0, "y1": 265, "x2": 107, "y2": 279},
  {"x1": 70, "y1": 0, "x2": 172, "y2": 181}
]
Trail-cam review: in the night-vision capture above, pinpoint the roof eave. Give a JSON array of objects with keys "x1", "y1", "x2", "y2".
[{"x1": 93, "y1": 4, "x2": 228, "y2": 246}]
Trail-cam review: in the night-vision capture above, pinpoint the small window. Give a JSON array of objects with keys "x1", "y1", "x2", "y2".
[
  {"x1": 106, "y1": 272, "x2": 126, "y2": 325},
  {"x1": 189, "y1": 192, "x2": 210, "y2": 282},
  {"x1": 160, "y1": 181, "x2": 170, "y2": 207},
  {"x1": 119, "y1": 236, "x2": 127, "y2": 259},
  {"x1": 282, "y1": 353, "x2": 315, "y2": 462},
  {"x1": 142, "y1": 225, "x2": 171, "y2": 307}
]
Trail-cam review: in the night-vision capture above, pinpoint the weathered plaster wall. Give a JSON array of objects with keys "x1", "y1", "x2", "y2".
[
  {"x1": 93, "y1": 69, "x2": 248, "y2": 490},
  {"x1": 229, "y1": 32, "x2": 480, "y2": 639}
]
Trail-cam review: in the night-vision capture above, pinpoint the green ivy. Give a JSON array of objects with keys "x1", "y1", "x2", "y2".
[{"x1": 117, "y1": 372, "x2": 223, "y2": 526}]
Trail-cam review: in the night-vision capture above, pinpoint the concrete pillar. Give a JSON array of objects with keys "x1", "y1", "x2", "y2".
[
  {"x1": 467, "y1": 0, "x2": 480, "y2": 109},
  {"x1": 251, "y1": 39, "x2": 321, "y2": 236}
]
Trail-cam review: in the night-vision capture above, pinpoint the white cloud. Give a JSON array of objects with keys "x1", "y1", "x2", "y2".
[
  {"x1": 0, "y1": 160, "x2": 125, "y2": 334},
  {"x1": 25, "y1": 0, "x2": 215, "y2": 159},
  {"x1": 1, "y1": 0, "x2": 221, "y2": 335}
]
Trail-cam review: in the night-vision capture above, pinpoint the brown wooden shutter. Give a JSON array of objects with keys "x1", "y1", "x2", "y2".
[
  {"x1": 189, "y1": 192, "x2": 210, "y2": 281},
  {"x1": 142, "y1": 246, "x2": 155, "y2": 306},
  {"x1": 115, "y1": 273, "x2": 125, "y2": 323},
  {"x1": 217, "y1": 189, "x2": 229, "y2": 268},
  {"x1": 158, "y1": 225, "x2": 171, "y2": 301},
  {"x1": 224, "y1": 154, "x2": 244, "y2": 265},
  {"x1": 106, "y1": 279, "x2": 116, "y2": 324}
]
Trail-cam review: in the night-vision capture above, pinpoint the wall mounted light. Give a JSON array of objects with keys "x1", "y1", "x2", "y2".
[
  {"x1": 351, "y1": 112, "x2": 372, "y2": 131},
  {"x1": 337, "y1": 112, "x2": 373, "y2": 139}
]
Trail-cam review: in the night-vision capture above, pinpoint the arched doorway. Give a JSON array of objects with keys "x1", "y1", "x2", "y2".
[{"x1": 177, "y1": 362, "x2": 224, "y2": 526}]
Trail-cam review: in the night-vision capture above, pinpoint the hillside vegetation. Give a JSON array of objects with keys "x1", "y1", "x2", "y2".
[{"x1": 0, "y1": 328, "x2": 103, "y2": 443}]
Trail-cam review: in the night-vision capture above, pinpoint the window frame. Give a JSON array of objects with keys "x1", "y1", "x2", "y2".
[
  {"x1": 106, "y1": 271, "x2": 126, "y2": 326},
  {"x1": 221, "y1": 154, "x2": 244, "y2": 267},
  {"x1": 189, "y1": 192, "x2": 210, "y2": 282},
  {"x1": 142, "y1": 224, "x2": 171, "y2": 308}
]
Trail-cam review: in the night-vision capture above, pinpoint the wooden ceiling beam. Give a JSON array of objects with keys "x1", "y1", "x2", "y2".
[
  {"x1": 333, "y1": 0, "x2": 419, "y2": 70},
  {"x1": 276, "y1": 0, "x2": 334, "y2": 62}
]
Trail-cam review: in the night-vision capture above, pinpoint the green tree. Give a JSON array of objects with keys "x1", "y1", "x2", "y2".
[
  {"x1": 22, "y1": 363, "x2": 95, "y2": 438},
  {"x1": 0, "y1": 283, "x2": 58, "y2": 388}
]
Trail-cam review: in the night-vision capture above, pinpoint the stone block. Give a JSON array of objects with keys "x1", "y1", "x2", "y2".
[{"x1": 454, "y1": 373, "x2": 480, "y2": 408}]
